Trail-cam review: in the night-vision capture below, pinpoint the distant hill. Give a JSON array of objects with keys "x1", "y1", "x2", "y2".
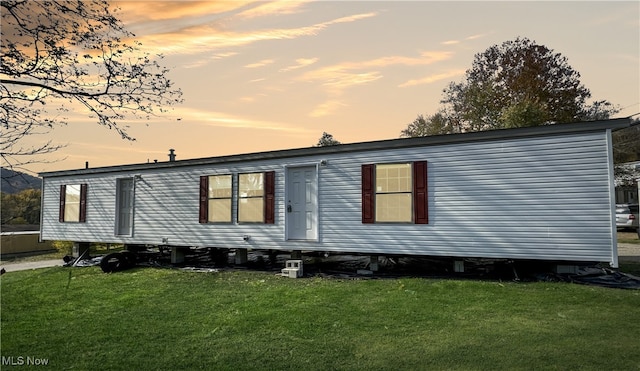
[{"x1": 1, "y1": 168, "x2": 42, "y2": 193}]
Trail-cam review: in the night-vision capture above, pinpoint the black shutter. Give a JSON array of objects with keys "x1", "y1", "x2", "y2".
[
  {"x1": 361, "y1": 164, "x2": 375, "y2": 223},
  {"x1": 59, "y1": 185, "x2": 66, "y2": 222},
  {"x1": 264, "y1": 171, "x2": 275, "y2": 224},
  {"x1": 79, "y1": 184, "x2": 88, "y2": 223},
  {"x1": 413, "y1": 161, "x2": 428, "y2": 224},
  {"x1": 199, "y1": 176, "x2": 208, "y2": 223}
]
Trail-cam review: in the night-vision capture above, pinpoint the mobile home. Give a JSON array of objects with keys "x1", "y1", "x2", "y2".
[{"x1": 40, "y1": 118, "x2": 633, "y2": 268}]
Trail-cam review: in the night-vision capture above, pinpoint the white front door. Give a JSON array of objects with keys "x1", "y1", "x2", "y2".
[
  {"x1": 116, "y1": 178, "x2": 135, "y2": 236},
  {"x1": 286, "y1": 166, "x2": 318, "y2": 240}
]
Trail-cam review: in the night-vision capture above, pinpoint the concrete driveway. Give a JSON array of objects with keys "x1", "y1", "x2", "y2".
[
  {"x1": 618, "y1": 243, "x2": 640, "y2": 263},
  {"x1": 1, "y1": 259, "x2": 63, "y2": 273}
]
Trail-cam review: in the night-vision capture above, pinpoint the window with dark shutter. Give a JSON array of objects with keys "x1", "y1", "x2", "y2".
[
  {"x1": 202, "y1": 171, "x2": 275, "y2": 224},
  {"x1": 362, "y1": 162, "x2": 429, "y2": 224},
  {"x1": 60, "y1": 183, "x2": 87, "y2": 223}
]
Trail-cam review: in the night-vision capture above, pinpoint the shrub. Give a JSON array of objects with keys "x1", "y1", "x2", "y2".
[{"x1": 52, "y1": 240, "x2": 73, "y2": 255}]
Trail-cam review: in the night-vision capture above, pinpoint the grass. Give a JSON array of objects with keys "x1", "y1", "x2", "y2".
[
  {"x1": 617, "y1": 230, "x2": 640, "y2": 245},
  {"x1": 2, "y1": 266, "x2": 640, "y2": 370},
  {"x1": 620, "y1": 261, "x2": 640, "y2": 276}
]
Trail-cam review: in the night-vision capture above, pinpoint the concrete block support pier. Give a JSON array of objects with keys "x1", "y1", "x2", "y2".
[
  {"x1": 72, "y1": 242, "x2": 90, "y2": 259},
  {"x1": 235, "y1": 248, "x2": 248, "y2": 264}
]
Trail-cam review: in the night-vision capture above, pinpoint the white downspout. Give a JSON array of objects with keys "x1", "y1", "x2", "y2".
[
  {"x1": 39, "y1": 177, "x2": 45, "y2": 243},
  {"x1": 606, "y1": 129, "x2": 619, "y2": 268},
  {"x1": 637, "y1": 176, "x2": 640, "y2": 239}
]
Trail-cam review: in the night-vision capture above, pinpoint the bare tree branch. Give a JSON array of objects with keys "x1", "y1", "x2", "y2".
[{"x1": 0, "y1": 0, "x2": 183, "y2": 169}]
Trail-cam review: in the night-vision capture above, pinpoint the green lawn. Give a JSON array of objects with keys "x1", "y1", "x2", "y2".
[
  {"x1": 2, "y1": 266, "x2": 639, "y2": 370},
  {"x1": 618, "y1": 230, "x2": 640, "y2": 245}
]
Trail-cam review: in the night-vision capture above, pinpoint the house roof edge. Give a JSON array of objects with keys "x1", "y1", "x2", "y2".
[{"x1": 39, "y1": 118, "x2": 633, "y2": 178}]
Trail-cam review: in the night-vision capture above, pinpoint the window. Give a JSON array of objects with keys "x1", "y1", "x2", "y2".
[
  {"x1": 375, "y1": 163, "x2": 412, "y2": 222},
  {"x1": 238, "y1": 173, "x2": 265, "y2": 223},
  {"x1": 115, "y1": 178, "x2": 135, "y2": 236},
  {"x1": 199, "y1": 172, "x2": 275, "y2": 224},
  {"x1": 362, "y1": 162, "x2": 428, "y2": 224},
  {"x1": 208, "y1": 175, "x2": 232, "y2": 223},
  {"x1": 59, "y1": 184, "x2": 87, "y2": 223}
]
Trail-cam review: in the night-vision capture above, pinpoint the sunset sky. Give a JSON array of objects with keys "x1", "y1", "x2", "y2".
[{"x1": 19, "y1": 1, "x2": 640, "y2": 174}]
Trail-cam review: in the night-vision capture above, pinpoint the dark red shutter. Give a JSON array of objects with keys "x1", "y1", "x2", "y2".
[
  {"x1": 199, "y1": 176, "x2": 208, "y2": 223},
  {"x1": 264, "y1": 171, "x2": 275, "y2": 224},
  {"x1": 79, "y1": 184, "x2": 88, "y2": 223},
  {"x1": 59, "y1": 185, "x2": 66, "y2": 222},
  {"x1": 362, "y1": 164, "x2": 375, "y2": 223},
  {"x1": 413, "y1": 161, "x2": 428, "y2": 224}
]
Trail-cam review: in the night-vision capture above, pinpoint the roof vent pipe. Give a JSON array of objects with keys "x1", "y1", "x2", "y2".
[{"x1": 168, "y1": 149, "x2": 176, "y2": 162}]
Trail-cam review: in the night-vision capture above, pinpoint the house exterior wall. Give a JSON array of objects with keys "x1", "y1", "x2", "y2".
[{"x1": 40, "y1": 130, "x2": 617, "y2": 265}]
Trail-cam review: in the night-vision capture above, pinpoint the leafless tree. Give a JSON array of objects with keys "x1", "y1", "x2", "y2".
[{"x1": 0, "y1": 0, "x2": 183, "y2": 170}]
